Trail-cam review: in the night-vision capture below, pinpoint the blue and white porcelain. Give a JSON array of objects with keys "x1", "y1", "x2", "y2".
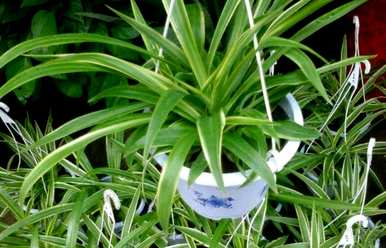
[{"x1": 154, "y1": 94, "x2": 303, "y2": 220}]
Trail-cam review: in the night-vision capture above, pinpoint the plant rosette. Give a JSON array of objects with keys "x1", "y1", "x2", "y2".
[
  {"x1": 154, "y1": 93, "x2": 303, "y2": 220},
  {"x1": 0, "y1": 0, "x2": 368, "y2": 230}
]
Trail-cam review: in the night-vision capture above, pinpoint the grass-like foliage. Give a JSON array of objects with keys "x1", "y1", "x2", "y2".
[{"x1": 1, "y1": 0, "x2": 385, "y2": 246}]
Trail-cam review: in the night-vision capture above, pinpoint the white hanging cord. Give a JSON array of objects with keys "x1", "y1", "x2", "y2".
[
  {"x1": 243, "y1": 0, "x2": 276, "y2": 151},
  {"x1": 0, "y1": 102, "x2": 39, "y2": 167},
  {"x1": 269, "y1": 50, "x2": 277, "y2": 77},
  {"x1": 98, "y1": 189, "x2": 121, "y2": 248},
  {"x1": 155, "y1": 0, "x2": 177, "y2": 73},
  {"x1": 246, "y1": 196, "x2": 267, "y2": 248},
  {"x1": 267, "y1": 148, "x2": 281, "y2": 173},
  {"x1": 335, "y1": 138, "x2": 375, "y2": 247},
  {"x1": 306, "y1": 16, "x2": 370, "y2": 151},
  {"x1": 336, "y1": 214, "x2": 368, "y2": 248},
  {"x1": 224, "y1": 215, "x2": 248, "y2": 247}
]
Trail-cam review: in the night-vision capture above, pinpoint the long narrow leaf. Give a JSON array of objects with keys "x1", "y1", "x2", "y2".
[
  {"x1": 157, "y1": 131, "x2": 195, "y2": 229},
  {"x1": 196, "y1": 110, "x2": 225, "y2": 189},
  {"x1": 223, "y1": 132, "x2": 276, "y2": 190},
  {"x1": 144, "y1": 90, "x2": 185, "y2": 162},
  {"x1": 19, "y1": 115, "x2": 150, "y2": 202}
]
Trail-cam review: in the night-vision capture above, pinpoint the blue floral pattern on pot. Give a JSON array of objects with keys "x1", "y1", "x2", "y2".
[{"x1": 194, "y1": 191, "x2": 234, "y2": 208}]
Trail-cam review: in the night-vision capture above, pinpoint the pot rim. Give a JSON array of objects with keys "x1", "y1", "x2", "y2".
[{"x1": 154, "y1": 93, "x2": 304, "y2": 187}]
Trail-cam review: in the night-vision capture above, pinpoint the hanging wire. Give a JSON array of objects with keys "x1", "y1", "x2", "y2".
[{"x1": 243, "y1": 0, "x2": 276, "y2": 151}]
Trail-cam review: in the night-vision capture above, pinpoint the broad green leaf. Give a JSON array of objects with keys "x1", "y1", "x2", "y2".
[
  {"x1": 157, "y1": 132, "x2": 195, "y2": 229},
  {"x1": 31, "y1": 10, "x2": 57, "y2": 37},
  {"x1": 284, "y1": 48, "x2": 329, "y2": 103},
  {"x1": 66, "y1": 191, "x2": 86, "y2": 248},
  {"x1": 0, "y1": 203, "x2": 74, "y2": 241},
  {"x1": 223, "y1": 132, "x2": 276, "y2": 190},
  {"x1": 5, "y1": 56, "x2": 36, "y2": 103},
  {"x1": 56, "y1": 80, "x2": 83, "y2": 98},
  {"x1": 19, "y1": 115, "x2": 150, "y2": 202},
  {"x1": 143, "y1": 90, "x2": 185, "y2": 162},
  {"x1": 196, "y1": 110, "x2": 225, "y2": 189},
  {"x1": 121, "y1": 187, "x2": 140, "y2": 238}
]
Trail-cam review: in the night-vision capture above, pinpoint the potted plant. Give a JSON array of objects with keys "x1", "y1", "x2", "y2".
[{"x1": 0, "y1": 0, "x2": 369, "y2": 229}]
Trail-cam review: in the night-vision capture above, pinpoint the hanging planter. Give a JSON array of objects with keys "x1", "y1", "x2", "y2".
[{"x1": 154, "y1": 93, "x2": 303, "y2": 220}]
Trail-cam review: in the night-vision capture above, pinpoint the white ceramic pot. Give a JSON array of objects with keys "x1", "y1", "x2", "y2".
[{"x1": 154, "y1": 93, "x2": 304, "y2": 220}]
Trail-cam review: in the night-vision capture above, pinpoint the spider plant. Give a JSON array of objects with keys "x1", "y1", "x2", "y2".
[{"x1": 0, "y1": 0, "x2": 370, "y2": 230}]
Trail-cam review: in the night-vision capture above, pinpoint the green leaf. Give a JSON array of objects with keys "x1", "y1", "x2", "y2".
[
  {"x1": 0, "y1": 58, "x2": 106, "y2": 99},
  {"x1": 56, "y1": 80, "x2": 83, "y2": 98},
  {"x1": 135, "y1": 232, "x2": 164, "y2": 248},
  {"x1": 284, "y1": 48, "x2": 329, "y2": 103},
  {"x1": 223, "y1": 132, "x2": 276, "y2": 191},
  {"x1": 0, "y1": 203, "x2": 74, "y2": 241},
  {"x1": 107, "y1": 6, "x2": 189, "y2": 68},
  {"x1": 66, "y1": 191, "x2": 86, "y2": 248},
  {"x1": 143, "y1": 90, "x2": 185, "y2": 162},
  {"x1": 187, "y1": 152, "x2": 207, "y2": 186},
  {"x1": 37, "y1": 104, "x2": 147, "y2": 145},
  {"x1": 111, "y1": 25, "x2": 139, "y2": 40},
  {"x1": 176, "y1": 226, "x2": 212, "y2": 246},
  {"x1": 310, "y1": 205, "x2": 319, "y2": 248},
  {"x1": 21, "y1": 0, "x2": 48, "y2": 7},
  {"x1": 162, "y1": 0, "x2": 208, "y2": 86},
  {"x1": 19, "y1": 115, "x2": 150, "y2": 203},
  {"x1": 207, "y1": 0, "x2": 240, "y2": 69},
  {"x1": 130, "y1": 0, "x2": 158, "y2": 52},
  {"x1": 0, "y1": 33, "x2": 151, "y2": 69},
  {"x1": 0, "y1": 188, "x2": 24, "y2": 220},
  {"x1": 291, "y1": 0, "x2": 366, "y2": 42},
  {"x1": 272, "y1": 121, "x2": 320, "y2": 140},
  {"x1": 196, "y1": 110, "x2": 225, "y2": 189},
  {"x1": 5, "y1": 57, "x2": 36, "y2": 103},
  {"x1": 121, "y1": 187, "x2": 140, "y2": 238},
  {"x1": 186, "y1": 3, "x2": 205, "y2": 50},
  {"x1": 157, "y1": 132, "x2": 195, "y2": 229},
  {"x1": 270, "y1": 193, "x2": 383, "y2": 212},
  {"x1": 295, "y1": 205, "x2": 310, "y2": 242},
  {"x1": 31, "y1": 10, "x2": 57, "y2": 37},
  {"x1": 115, "y1": 220, "x2": 157, "y2": 248}
]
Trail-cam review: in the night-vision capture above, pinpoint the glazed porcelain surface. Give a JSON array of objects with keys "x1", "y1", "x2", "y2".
[{"x1": 154, "y1": 93, "x2": 304, "y2": 220}]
